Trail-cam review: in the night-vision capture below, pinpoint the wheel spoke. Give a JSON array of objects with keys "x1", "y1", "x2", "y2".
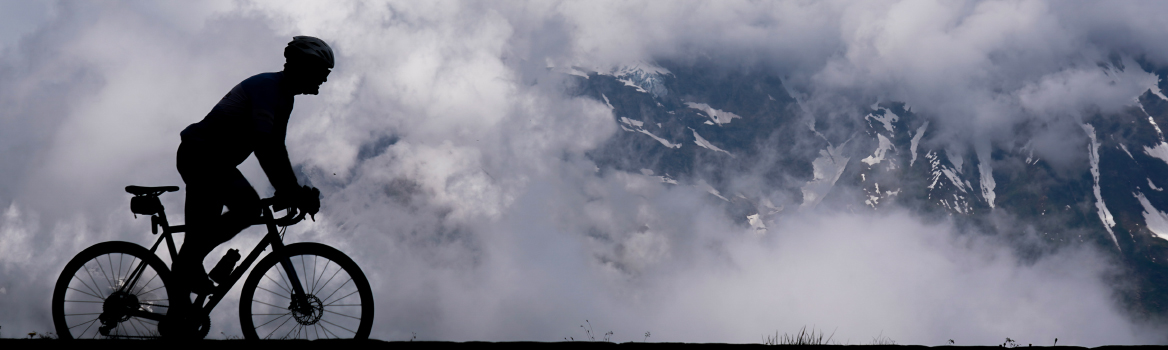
[
  {"x1": 323, "y1": 290, "x2": 359, "y2": 306},
  {"x1": 315, "y1": 267, "x2": 344, "y2": 298},
  {"x1": 318, "y1": 320, "x2": 343, "y2": 338},
  {"x1": 264, "y1": 271, "x2": 293, "y2": 295},
  {"x1": 312, "y1": 260, "x2": 334, "y2": 295},
  {"x1": 310, "y1": 255, "x2": 319, "y2": 295},
  {"x1": 319, "y1": 318, "x2": 358, "y2": 334},
  {"x1": 132, "y1": 271, "x2": 160, "y2": 295},
  {"x1": 137, "y1": 284, "x2": 166, "y2": 296},
  {"x1": 81, "y1": 264, "x2": 107, "y2": 299},
  {"x1": 282, "y1": 320, "x2": 303, "y2": 340},
  {"x1": 255, "y1": 312, "x2": 293, "y2": 329},
  {"x1": 127, "y1": 314, "x2": 145, "y2": 335},
  {"x1": 132, "y1": 318, "x2": 157, "y2": 337},
  {"x1": 256, "y1": 286, "x2": 292, "y2": 300},
  {"x1": 263, "y1": 314, "x2": 296, "y2": 339},
  {"x1": 97, "y1": 257, "x2": 119, "y2": 293},
  {"x1": 320, "y1": 278, "x2": 353, "y2": 305},
  {"x1": 253, "y1": 299, "x2": 288, "y2": 310},
  {"x1": 75, "y1": 317, "x2": 99, "y2": 335},
  {"x1": 322, "y1": 308, "x2": 362, "y2": 321},
  {"x1": 105, "y1": 254, "x2": 116, "y2": 288},
  {"x1": 68, "y1": 317, "x2": 99, "y2": 330},
  {"x1": 66, "y1": 287, "x2": 105, "y2": 300},
  {"x1": 119, "y1": 253, "x2": 130, "y2": 285},
  {"x1": 303, "y1": 253, "x2": 313, "y2": 294}
]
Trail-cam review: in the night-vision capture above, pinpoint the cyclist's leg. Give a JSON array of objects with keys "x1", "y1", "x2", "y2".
[
  {"x1": 217, "y1": 171, "x2": 261, "y2": 242},
  {"x1": 177, "y1": 168, "x2": 258, "y2": 290},
  {"x1": 173, "y1": 186, "x2": 223, "y2": 300},
  {"x1": 174, "y1": 143, "x2": 257, "y2": 296}
]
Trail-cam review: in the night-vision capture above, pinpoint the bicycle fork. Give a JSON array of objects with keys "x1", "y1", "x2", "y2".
[{"x1": 270, "y1": 235, "x2": 317, "y2": 321}]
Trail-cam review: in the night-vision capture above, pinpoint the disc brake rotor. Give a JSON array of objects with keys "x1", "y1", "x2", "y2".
[{"x1": 290, "y1": 294, "x2": 324, "y2": 325}]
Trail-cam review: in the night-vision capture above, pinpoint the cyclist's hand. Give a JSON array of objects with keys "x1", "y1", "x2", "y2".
[{"x1": 298, "y1": 186, "x2": 321, "y2": 221}]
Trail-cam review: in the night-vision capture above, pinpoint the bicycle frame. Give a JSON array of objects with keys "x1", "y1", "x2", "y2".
[{"x1": 120, "y1": 202, "x2": 309, "y2": 321}]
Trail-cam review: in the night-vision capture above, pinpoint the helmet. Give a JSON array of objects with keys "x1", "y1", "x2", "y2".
[{"x1": 284, "y1": 36, "x2": 335, "y2": 69}]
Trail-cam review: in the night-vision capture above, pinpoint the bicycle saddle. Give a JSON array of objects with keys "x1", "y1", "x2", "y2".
[{"x1": 125, "y1": 185, "x2": 179, "y2": 196}]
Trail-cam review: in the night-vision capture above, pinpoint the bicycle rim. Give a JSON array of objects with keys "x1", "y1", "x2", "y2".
[
  {"x1": 52, "y1": 241, "x2": 171, "y2": 339},
  {"x1": 240, "y1": 243, "x2": 373, "y2": 339}
]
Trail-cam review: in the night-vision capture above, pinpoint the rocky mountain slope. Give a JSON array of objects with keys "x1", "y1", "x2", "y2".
[{"x1": 567, "y1": 59, "x2": 1168, "y2": 319}]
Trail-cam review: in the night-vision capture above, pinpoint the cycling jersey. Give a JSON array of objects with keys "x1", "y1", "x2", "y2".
[{"x1": 180, "y1": 72, "x2": 299, "y2": 193}]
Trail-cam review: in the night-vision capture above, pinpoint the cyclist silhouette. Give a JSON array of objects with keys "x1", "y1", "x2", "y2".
[{"x1": 173, "y1": 36, "x2": 332, "y2": 301}]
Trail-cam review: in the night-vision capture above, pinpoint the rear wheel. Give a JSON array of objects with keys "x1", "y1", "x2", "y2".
[
  {"x1": 52, "y1": 241, "x2": 173, "y2": 339},
  {"x1": 239, "y1": 243, "x2": 374, "y2": 339}
]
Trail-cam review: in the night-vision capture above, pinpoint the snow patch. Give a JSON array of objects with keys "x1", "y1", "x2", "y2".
[
  {"x1": 947, "y1": 149, "x2": 964, "y2": 173},
  {"x1": 1139, "y1": 102, "x2": 1166, "y2": 141},
  {"x1": 1120, "y1": 144, "x2": 1133, "y2": 159},
  {"x1": 618, "y1": 78, "x2": 649, "y2": 94},
  {"x1": 685, "y1": 102, "x2": 741, "y2": 125},
  {"x1": 1146, "y1": 75, "x2": 1168, "y2": 101},
  {"x1": 865, "y1": 108, "x2": 899, "y2": 133},
  {"x1": 620, "y1": 117, "x2": 643, "y2": 128},
  {"x1": 1084, "y1": 124, "x2": 1121, "y2": 250},
  {"x1": 1144, "y1": 142, "x2": 1168, "y2": 166},
  {"x1": 801, "y1": 142, "x2": 850, "y2": 209},
  {"x1": 604, "y1": 62, "x2": 671, "y2": 98},
  {"x1": 639, "y1": 129, "x2": 681, "y2": 149},
  {"x1": 1135, "y1": 192, "x2": 1168, "y2": 241},
  {"x1": 601, "y1": 94, "x2": 614, "y2": 110},
  {"x1": 690, "y1": 128, "x2": 733, "y2": 156},
  {"x1": 1150, "y1": 178, "x2": 1163, "y2": 191},
  {"x1": 861, "y1": 134, "x2": 894, "y2": 166},
  {"x1": 864, "y1": 182, "x2": 901, "y2": 208},
  {"x1": 977, "y1": 151, "x2": 996, "y2": 209},
  {"x1": 926, "y1": 151, "x2": 973, "y2": 196},
  {"x1": 566, "y1": 68, "x2": 590, "y2": 79},
  {"x1": 698, "y1": 180, "x2": 729, "y2": 201},
  {"x1": 910, "y1": 122, "x2": 928, "y2": 167}
]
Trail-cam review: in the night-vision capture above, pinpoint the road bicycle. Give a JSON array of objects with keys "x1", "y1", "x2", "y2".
[{"x1": 51, "y1": 185, "x2": 374, "y2": 339}]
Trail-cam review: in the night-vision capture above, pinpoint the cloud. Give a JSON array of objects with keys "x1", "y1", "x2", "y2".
[{"x1": 1, "y1": 0, "x2": 1166, "y2": 345}]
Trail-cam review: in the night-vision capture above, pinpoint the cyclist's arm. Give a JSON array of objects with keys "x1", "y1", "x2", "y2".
[
  {"x1": 247, "y1": 76, "x2": 300, "y2": 194},
  {"x1": 253, "y1": 110, "x2": 299, "y2": 194}
]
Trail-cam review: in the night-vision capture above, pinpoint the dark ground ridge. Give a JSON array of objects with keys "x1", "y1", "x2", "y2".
[{"x1": 0, "y1": 339, "x2": 1162, "y2": 349}]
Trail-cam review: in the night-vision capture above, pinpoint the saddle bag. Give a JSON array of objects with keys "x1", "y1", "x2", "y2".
[{"x1": 130, "y1": 196, "x2": 163, "y2": 216}]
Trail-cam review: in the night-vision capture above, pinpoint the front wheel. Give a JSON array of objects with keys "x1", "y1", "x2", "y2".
[
  {"x1": 239, "y1": 243, "x2": 374, "y2": 339},
  {"x1": 52, "y1": 241, "x2": 173, "y2": 339}
]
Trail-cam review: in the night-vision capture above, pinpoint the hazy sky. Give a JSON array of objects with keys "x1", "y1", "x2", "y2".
[{"x1": 2, "y1": 0, "x2": 1167, "y2": 345}]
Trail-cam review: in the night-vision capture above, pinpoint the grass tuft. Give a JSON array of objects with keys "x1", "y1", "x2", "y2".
[{"x1": 764, "y1": 326, "x2": 835, "y2": 345}]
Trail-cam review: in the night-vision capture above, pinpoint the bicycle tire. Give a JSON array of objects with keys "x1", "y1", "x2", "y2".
[
  {"x1": 239, "y1": 242, "x2": 374, "y2": 339},
  {"x1": 52, "y1": 241, "x2": 174, "y2": 339}
]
